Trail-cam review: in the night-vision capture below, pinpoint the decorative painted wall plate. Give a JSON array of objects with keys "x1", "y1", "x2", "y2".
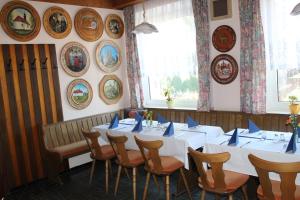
[
  {"x1": 67, "y1": 79, "x2": 93, "y2": 109},
  {"x1": 43, "y1": 6, "x2": 72, "y2": 39},
  {"x1": 96, "y1": 40, "x2": 121, "y2": 73},
  {"x1": 74, "y1": 8, "x2": 103, "y2": 42},
  {"x1": 0, "y1": 0, "x2": 41, "y2": 41},
  {"x1": 212, "y1": 25, "x2": 236, "y2": 52},
  {"x1": 211, "y1": 54, "x2": 238, "y2": 84},
  {"x1": 60, "y1": 42, "x2": 90, "y2": 77},
  {"x1": 105, "y1": 14, "x2": 124, "y2": 39},
  {"x1": 99, "y1": 75, "x2": 123, "y2": 105}
]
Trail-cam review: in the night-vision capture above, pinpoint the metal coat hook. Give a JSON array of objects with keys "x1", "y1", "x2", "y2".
[
  {"x1": 41, "y1": 57, "x2": 48, "y2": 69},
  {"x1": 31, "y1": 58, "x2": 36, "y2": 69},
  {"x1": 6, "y1": 59, "x2": 12, "y2": 71},
  {"x1": 19, "y1": 59, "x2": 24, "y2": 71}
]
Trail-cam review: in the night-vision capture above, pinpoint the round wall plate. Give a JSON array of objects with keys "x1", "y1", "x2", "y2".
[
  {"x1": 211, "y1": 54, "x2": 238, "y2": 84},
  {"x1": 105, "y1": 14, "x2": 124, "y2": 39},
  {"x1": 212, "y1": 25, "x2": 236, "y2": 52},
  {"x1": 67, "y1": 79, "x2": 93, "y2": 110},
  {"x1": 99, "y1": 75, "x2": 123, "y2": 105}
]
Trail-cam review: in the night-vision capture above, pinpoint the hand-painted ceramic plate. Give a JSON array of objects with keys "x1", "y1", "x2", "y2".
[
  {"x1": 212, "y1": 25, "x2": 236, "y2": 52},
  {"x1": 211, "y1": 54, "x2": 238, "y2": 84},
  {"x1": 105, "y1": 14, "x2": 124, "y2": 39},
  {"x1": 99, "y1": 75, "x2": 123, "y2": 105},
  {"x1": 67, "y1": 79, "x2": 93, "y2": 109},
  {"x1": 96, "y1": 40, "x2": 121, "y2": 73}
]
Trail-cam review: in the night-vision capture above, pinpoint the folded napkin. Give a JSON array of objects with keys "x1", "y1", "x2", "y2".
[
  {"x1": 163, "y1": 122, "x2": 174, "y2": 137},
  {"x1": 228, "y1": 128, "x2": 239, "y2": 146},
  {"x1": 286, "y1": 133, "x2": 297, "y2": 153},
  {"x1": 186, "y1": 116, "x2": 199, "y2": 128},
  {"x1": 248, "y1": 119, "x2": 260, "y2": 133},
  {"x1": 157, "y1": 113, "x2": 167, "y2": 124},
  {"x1": 135, "y1": 112, "x2": 143, "y2": 122},
  {"x1": 298, "y1": 127, "x2": 300, "y2": 138},
  {"x1": 132, "y1": 118, "x2": 143, "y2": 132},
  {"x1": 109, "y1": 114, "x2": 119, "y2": 129}
]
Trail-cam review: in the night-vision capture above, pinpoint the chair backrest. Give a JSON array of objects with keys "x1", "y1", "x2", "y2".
[
  {"x1": 188, "y1": 147, "x2": 230, "y2": 192},
  {"x1": 248, "y1": 154, "x2": 300, "y2": 200},
  {"x1": 81, "y1": 129, "x2": 104, "y2": 158},
  {"x1": 134, "y1": 136, "x2": 163, "y2": 173},
  {"x1": 106, "y1": 133, "x2": 130, "y2": 165}
]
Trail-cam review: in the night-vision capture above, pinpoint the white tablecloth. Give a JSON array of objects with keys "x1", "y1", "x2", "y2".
[
  {"x1": 204, "y1": 129, "x2": 300, "y2": 185},
  {"x1": 92, "y1": 118, "x2": 224, "y2": 169}
]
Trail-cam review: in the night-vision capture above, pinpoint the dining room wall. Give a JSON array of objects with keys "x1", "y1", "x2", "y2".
[
  {"x1": 0, "y1": 0, "x2": 131, "y2": 121},
  {"x1": 209, "y1": 0, "x2": 241, "y2": 112}
]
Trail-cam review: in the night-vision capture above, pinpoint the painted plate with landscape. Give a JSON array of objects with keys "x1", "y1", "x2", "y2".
[
  {"x1": 99, "y1": 75, "x2": 123, "y2": 105},
  {"x1": 105, "y1": 14, "x2": 124, "y2": 39},
  {"x1": 74, "y1": 8, "x2": 103, "y2": 42},
  {"x1": 60, "y1": 42, "x2": 90, "y2": 77},
  {"x1": 67, "y1": 79, "x2": 93, "y2": 109},
  {"x1": 0, "y1": 1, "x2": 41, "y2": 41},
  {"x1": 43, "y1": 6, "x2": 72, "y2": 39},
  {"x1": 96, "y1": 40, "x2": 121, "y2": 73}
]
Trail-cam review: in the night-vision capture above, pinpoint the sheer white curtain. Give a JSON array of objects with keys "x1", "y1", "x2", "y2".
[
  {"x1": 134, "y1": 0, "x2": 198, "y2": 108},
  {"x1": 261, "y1": 0, "x2": 300, "y2": 111}
]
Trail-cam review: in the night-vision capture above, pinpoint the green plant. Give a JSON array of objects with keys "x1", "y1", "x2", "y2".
[
  {"x1": 163, "y1": 87, "x2": 174, "y2": 102},
  {"x1": 289, "y1": 96, "x2": 298, "y2": 105}
]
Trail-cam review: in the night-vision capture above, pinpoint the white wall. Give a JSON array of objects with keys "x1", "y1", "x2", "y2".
[
  {"x1": 0, "y1": 0, "x2": 130, "y2": 121},
  {"x1": 209, "y1": 0, "x2": 241, "y2": 112}
]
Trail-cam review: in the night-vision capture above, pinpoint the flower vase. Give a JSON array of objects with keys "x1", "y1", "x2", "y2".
[
  {"x1": 289, "y1": 104, "x2": 300, "y2": 114},
  {"x1": 166, "y1": 100, "x2": 174, "y2": 108}
]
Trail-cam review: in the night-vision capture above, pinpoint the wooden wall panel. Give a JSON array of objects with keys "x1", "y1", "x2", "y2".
[
  {"x1": 0, "y1": 44, "x2": 63, "y2": 188},
  {"x1": 149, "y1": 108, "x2": 290, "y2": 133}
]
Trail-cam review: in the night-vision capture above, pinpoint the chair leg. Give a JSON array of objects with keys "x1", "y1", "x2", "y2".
[
  {"x1": 114, "y1": 165, "x2": 122, "y2": 196},
  {"x1": 142, "y1": 172, "x2": 151, "y2": 200},
  {"x1": 89, "y1": 159, "x2": 96, "y2": 184},
  {"x1": 200, "y1": 190, "x2": 206, "y2": 200},
  {"x1": 242, "y1": 184, "x2": 248, "y2": 200},
  {"x1": 165, "y1": 175, "x2": 170, "y2": 200},
  {"x1": 124, "y1": 168, "x2": 131, "y2": 180},
  {"x1": 105, "y1": 160, "x2": 109, "y2": 193},
  {"x1": 133, "y1": 167, "x2": 137, "y2": 200},
  {"x1": 108, "y1": 160, "x2": 113, "y2": 178},
  {"x1": 152, "y1": 175, "x2": 160, "y2": 194},
  {"x1": 229, "y1": 194, "x2": 233, "y2": 200},
  {"x1": 180, "y1": 168, "x2": 192, "y2": 200}
]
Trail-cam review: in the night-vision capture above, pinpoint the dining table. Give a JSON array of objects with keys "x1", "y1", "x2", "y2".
[
  {"x1": 203, "y1": 128, "x2": 300, "y2": 185},
  {"x1": 92, "y1": 118, "x2": 224, "y2": 169}
]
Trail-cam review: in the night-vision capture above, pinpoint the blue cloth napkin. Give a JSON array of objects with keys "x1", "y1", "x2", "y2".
[
  {"x1": 135, "y1": 112, "x2": 143, "y2": 122},
  {"x1": 228, "y1": 128, "x2": 239, "y2": 146},
  {"x1": 248, "y1": 119, "x2": 260, "y2": 133},
  {"x1": 298, "y1": 127, "x2": 300, "y2": 138},
  {"x1": 163, "y1": 122, "x2": 174, "y2": 137},
  {"x1": 132, "y1": 118, "x2": 143, "y2": 132},
  {"x1": 286, "y1": 133, "x2": 297, "y2": 153},
  {"x1": 186, "y1": 116, "x2": 199, "y2": 128},
  {"x1": 157, "y1": 113, "x2": 167, "y2": 124},
  {"x1": 109, "y1": 114, "x2": 119, "y2": 129}
]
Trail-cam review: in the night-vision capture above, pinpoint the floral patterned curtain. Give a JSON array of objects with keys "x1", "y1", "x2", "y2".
[
  {"x1": 124, "y1": 6, "x2": 144, "y2": 108},
  {"x1": 192, "y1": 0, "x2": 210, "y2": 111},
  {"x1": 239, "y1": 0, "x2": 266, "y2": 114}
]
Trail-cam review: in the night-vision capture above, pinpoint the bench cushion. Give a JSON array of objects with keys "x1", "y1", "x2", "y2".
[{"x1": 52, "y1": 140, "x2": 89, "y2": 159}]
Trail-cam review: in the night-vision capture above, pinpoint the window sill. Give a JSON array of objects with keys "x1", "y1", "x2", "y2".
[{"x1": 144, "y1": 105, "x2": 197, "y2": 111}]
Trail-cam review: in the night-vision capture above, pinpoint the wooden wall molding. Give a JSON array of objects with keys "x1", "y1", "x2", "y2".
[{"x1": 30, "y1": 0, "x2": 144, "y2": 9}]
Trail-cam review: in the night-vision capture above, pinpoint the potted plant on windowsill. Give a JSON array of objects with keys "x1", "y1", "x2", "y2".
[
  {"x1": 289, "y1": 96, "x2": 300, "y2": 114},
  {"x1": 163, "y1": 87, "x2": 174, "y2": 108}
]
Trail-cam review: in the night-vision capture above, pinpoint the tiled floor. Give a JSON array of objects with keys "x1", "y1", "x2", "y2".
[{"x1": 5, "y1": 162, "x2": 258, "y2": 200}]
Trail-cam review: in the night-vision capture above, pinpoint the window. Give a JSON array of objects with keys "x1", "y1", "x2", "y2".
[
  {"x1": 135, "y1": 0, "x2": 198, "y2": 108},
  {"x1": 261, "y1": 0, "x2": 300, "y2": 113}
]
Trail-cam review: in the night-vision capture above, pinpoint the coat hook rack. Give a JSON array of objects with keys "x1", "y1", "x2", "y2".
[
  {"x1": 19, "y1": 59, "x2": 24, "y2": 71},
  {"x1": 6, "y1": 59, "x2": 12, "y2": 71}
]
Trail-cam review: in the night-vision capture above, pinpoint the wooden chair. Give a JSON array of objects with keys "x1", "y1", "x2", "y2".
[
  {"x1": 248, "y1": 154, "x2": 300, "y2": 200},
  {"x1": 82, "y1": 129, "x2": 115, "y2": 193},
  {"x1": 106, "y1": 133, "x2": 145, "y2": 200},
  {"x1": 188, "y1": 147, "x2": 249, "y2": 200},
  {"x1": 134, "y1": 136, "x2": 192, "y2": 200}
]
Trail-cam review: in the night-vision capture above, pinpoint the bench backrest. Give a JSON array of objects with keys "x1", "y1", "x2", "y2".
[{"x1": 42, "y1": 110, "x2": 123, "y2": 149}]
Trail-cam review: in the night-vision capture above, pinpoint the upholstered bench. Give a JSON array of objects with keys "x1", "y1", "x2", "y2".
[{"x1": 42, "y1": 110, "x2": 123, "y2": 179}]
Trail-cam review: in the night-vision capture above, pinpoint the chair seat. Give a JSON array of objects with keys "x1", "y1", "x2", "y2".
[
  {"x1": 91, "y1": 144, "x2": 115, "y2": 160},
  {"x1": 117, "y1": 150, "x2": 144, "y2": 167},
  {"x1": 53, "y1": 140, "x2": 89, "y2": 159},
  {"x1": 257, "y1": 180, "x2": 300, "y2": 200},
  {"x1": 148, "y1": 156, "x2": 184, "y2": 174},
  {"x1": 198, "y1": 170, "x2": 249, "y2": 193}
]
